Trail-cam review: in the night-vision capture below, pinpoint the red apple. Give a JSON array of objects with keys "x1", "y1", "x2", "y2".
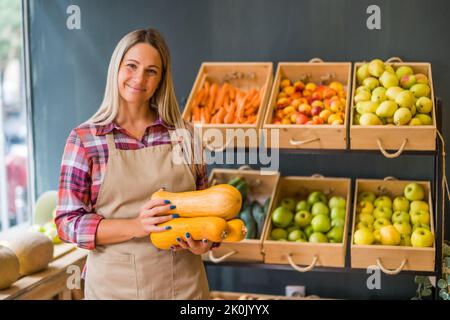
[
  {"x1": 311, "y1": 91, "x2": 323, "y2": 101},
  {"x1": 296, "y1": 112, "x2": 309, "y2": 124},
  {"x1": 311, "y1": 106, "x2": 323, "y2": 117}
]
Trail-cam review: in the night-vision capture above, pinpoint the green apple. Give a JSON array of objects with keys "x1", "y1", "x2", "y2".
[
  {"x1": 331, "y1": 207, "x2": 346, "y2": 220},
  {"x1": 396, "y1": 66, "x2": 414, "y2": 80},
  {"x1": 287, "y1": 225, "x2": 300, "y2": 234},
  {"x1": 288, "y1": 229, "x2": 306, "y2": 242},
  {"x1": 376, "y1": 100, "x2": 398, "y2": 118},
  {"x1": 409, "y1": 118, "x2": 422, "y2": 126},
  {"x1": 393, "y1": 107, "x2": 412, "y2": 125},
  {"x1": 393, "y1": 221, "x2": 412, "y2": 235},
  {"x1": 373, "y1": 229, "x2": 381, "y2": 243},
  {"x1": 357, "y1": 213, "x2": 375, "y2": 225},
  {"x1": 328, "y1": 196, "x2": 346, "y2": 209},
  {"x1": 294, "y1": 210, "x2": 312, "y2": 228},
  {"x1": 379, "y1": 71, "x2": 399, "y2": 89},
  {"x1": 386, "y1": 86, "x2": 404, "y2": 100},
  {"x1": 404, "y1": 183, "x2": 425, "y2": 201},
  {"x1": 296, "y1": 238, "x2": 307, "y2": 243},
  {"x1": 410, "y1": 210, "x2": 430, "y2": 225},
  {"x1": 311, "y1": 215, "x2": 331, "y2": 233},
  {"x1": 309, "y1": 232, "x2": 329, "y2": 243},
  {"x1": 354, "y1": 91, "x2": 371, "y2": 103},
  {"x1": 392, "y1": 211, "x2": 410, "y2": 224},
  {"x1": 303, "y1": 225, "x2": 314, "y2": 239},
  {"x1": 374, "y1": 218, "x2": 391, "y2": 230},
  {"x1": 271, "y1": 228, "x2": 288, "y2": 240},
  {"x1": 380, "y1": 225, "x2": 401, "y2": 245},
  {"x1": 356, "y1": 101, "x2": 379, "y2": 115},
  {"x1": 357, "y1": 64, "x2": 371, "y2": 84},
  {"x1": 411, "y1": 228, "x2": 434, "y2": 247},
  {"x1": 415, "y1": 114, "x2": 432, "y2": 125},
  {"x1": 358, "y1": 191, "x2": 376, "y2": 203},
  {"x1": 414, "y1": 73, "x2": 429, "y2": 85},
  {"x1": 354, "y1": 113, "x2": 362, "y2": 125},
  {"x1": 327, "y1": 226, "x2": 344, "y2": 243},
  {"x1": 416, "y1": 97, "x2": 432, "y2": 113},
  {"x1": 373, "y1": 206, "x2": 393, "y2": 220},
  {"x1": 385, "y1": 64, "x2": 395, "y2": 74},
  {"x1": 357, "y1": 221, "x2": 374, "y2": 231},
  {"x1": 400, "y1": 234, "x2": 412, "y2": 246},
  {"x1": 400, "y1": 74, "x2": 416, "y2": 89},
  {"x1": 413, "y1": 223, "x2": 431, "y2": 232},
  {"x1": 374, "y1": 196, "x2": 392, "y2": 209},
  {"x1": 368, "y1": 59, "x2": 385, "y2": 77},
  {"x1": 395, "y1": 91, "x2": 415, "y2": 109},
  {"x1": 410, "y1": 83, "x2": 430, "y2": 98},
  {"x1": 371, "y1": 87, "x2": 388, "y2": 103},
  {"x1": 331, "y1": 218, "x2": 345, "y2": 228},
  {"x1": 356, "y1": 85, "x2": 371, "y2": 95},
  {"x1": 271, "y1": 206, "x2": 294, "y2": 228},
  {"x1": 393, "y1": 196, "x2": 410, "y2": 212},
  {"x1": 363, "y1": 77, "x2": 380, "y2": 91},
  {"x1": 295, "y1": 200, "x2": 310, "y2": 212},
  {"x1": 410, "y1": 200, "x2": 429, "y2": 213},
  {"x1": 280, "y1": 198, "x2": 296, "y2": 211},
  {"x1": 354, "y1": 228, "x2": 374, "y2": 245},
  {"x1": 311, "y1": 202, "x2": 330, "y2": 216},
  {"x1": 307, "y1": 191, "x2": 327, "y2": 205},
  {"x1": 360, "y1": 113, "x2": 382, "y2": 126}
]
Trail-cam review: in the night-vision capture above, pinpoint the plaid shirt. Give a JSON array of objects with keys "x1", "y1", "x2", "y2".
[{"x1": 55, "y1": 118, "x2": 208, "y2": 250}]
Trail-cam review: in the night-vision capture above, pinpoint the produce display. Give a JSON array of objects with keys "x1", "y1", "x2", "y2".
[
  {"x1": 227, "y1": 176, "x2": 271, "y2": 240},
  {"x1": 353, "y1": 182, "x2": 434, "y2": 247},
  {"x1": 269, "y1": 191, "x2": 347, "y2": 243},
  {"x1": 189, "y1": 80, "x2": 264, "y2": 124},
  {"x1": 271, "y1": 78, "x2": 347, "y2": 125},
  {"x1": 354, "y1": 59, "x2": 433, "y2": 126},
  {"x1": 0, "y1": 245, "x2": 20, "y2": 290},
  {"x1": 150, "y1": 184, "x2": 246, "y2": 249},
  {"x1": 0, "y1": 231, "x2": 54, "y2": 276},
  {"x1": 30, "y1": 209, "x2": 62, "y2": 245}
]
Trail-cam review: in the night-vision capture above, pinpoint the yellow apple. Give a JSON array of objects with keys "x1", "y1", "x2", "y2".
[
  {"x1": 354, "y1": 228, "x2": 374, "y2": 245},
  {"x1": 380, "y1": 225, "x2": 401, "y2": 245}
]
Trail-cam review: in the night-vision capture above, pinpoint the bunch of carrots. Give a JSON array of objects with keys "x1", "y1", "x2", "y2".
[{"x1": 190, "y1": 81, "x2": 264, "y2": 124}]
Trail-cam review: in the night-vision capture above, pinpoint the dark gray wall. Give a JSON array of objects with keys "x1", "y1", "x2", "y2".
[{"x1": 28, "y1": 0, "x2": 449, "y2": 299}]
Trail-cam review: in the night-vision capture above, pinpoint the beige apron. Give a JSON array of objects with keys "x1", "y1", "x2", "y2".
[{"x1": 84, "y1": 131, "x2": 210, "y2": 300}]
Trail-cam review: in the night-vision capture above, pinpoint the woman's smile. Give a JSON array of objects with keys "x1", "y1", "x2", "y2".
[{"x1": 125, "y1": 83, "x2": 146, "y2": 93}]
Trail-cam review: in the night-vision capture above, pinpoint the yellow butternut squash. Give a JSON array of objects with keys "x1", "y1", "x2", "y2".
[
  {"x1": 151, "y1": 184, "x2": 242, "y2": 220},
  {"x1": 150, "y1": 217, "x2": 229, "y2": 250},
  {"x1": 223, "y1": 219, "x2": 247, "y2": 242}
]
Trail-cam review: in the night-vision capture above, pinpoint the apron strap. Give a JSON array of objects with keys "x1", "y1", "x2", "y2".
[{"x1": 106, "y1": 132, "x2": 118, "y2": 156}]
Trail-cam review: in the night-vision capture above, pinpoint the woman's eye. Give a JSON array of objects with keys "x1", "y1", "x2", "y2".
[
  {"x1": 147, "y1": 69, "x2": 157, "y2": 75},
  {"x1": 126, "y1": 64, "x2": 137, "y2": 70}
]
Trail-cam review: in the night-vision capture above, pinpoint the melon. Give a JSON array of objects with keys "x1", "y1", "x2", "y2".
[
  {"x1": 34, "y1": 190, "x2": 58, "y2": 225},
  {"x1": 0, "y1": 245, "x2": 20, "y2": 289}
]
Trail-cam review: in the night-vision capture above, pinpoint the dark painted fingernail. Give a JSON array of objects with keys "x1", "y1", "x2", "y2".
[
  {"x1": 185, "y1": 232, "x2": 190, "y2": 239},
  {"x1": 170, "y1": 205, "x2": 176, "y2": 209},
  {"x1": 165, "y1": 226, "x2": 172, "y2": 230},
  {"x1": 202, "y1": 239, "x2": 208, "y2": 243},
  {"x1": 176, "y1": 237, "x2": 181, "y2": 242},
  {"x1": 164, "y1": 200, "x2": 170, "y2": 204},
  {"x1": 172, "y1": 214, "x2": 180, "y2": 218}
]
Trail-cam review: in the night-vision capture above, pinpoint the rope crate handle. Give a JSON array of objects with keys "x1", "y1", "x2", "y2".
[
  {"x1": 287, "y1": 254, "x2": 318, "y2": 272},
  {"x1": 309, "y1": 58, "x2": 324, "y2": 63},
  {"x1": 385, "y1": 57, "x2": 404, "y2": 63},
  {"x1": 376, "y1": 258, "x2": 407, "y2": 275},
  {"x1": 290, "y1": 137, "x2": 320, "y2": 146},
  {"x1": 377, "y1": 138, "x2": 408, "y2": 158},
  {"x1": 208, "y1": 250, "x2": 238, "y2": 263},
  {"x1": 204, "y1": 136, "x2": 234, "y2": 152}
]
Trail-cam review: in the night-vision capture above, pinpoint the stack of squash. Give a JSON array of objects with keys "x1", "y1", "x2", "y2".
[{"x1": 150, "y1": 184, "x2": 247, "y2": 250}]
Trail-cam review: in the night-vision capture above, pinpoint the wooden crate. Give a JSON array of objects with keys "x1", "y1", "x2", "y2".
[
  {"x1": 182, "y1": 62, "x2": 273, "y2": 150},
  {"x1": 202, "y1": 167, "x2": 280, "y2": 263},
  {"x1": 350, "y1": 60, "x2": 437, "y2": 154},
  {"x1": 351, "y1": 179, "x2": 435, "y2": 273},
  {"x1": 210, "y1": 290, "x2": 323, "y2": 300},
  {"x1": 262, "y1": 176, "x2": 351, "y2": 270},
  {"x1": 262, "y1": 60, "x2": 352, "y2": 149}
]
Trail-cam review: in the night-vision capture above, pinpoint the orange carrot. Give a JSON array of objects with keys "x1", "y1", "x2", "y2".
[
  {"x1": 214, "y1": 83, "x2": 230, "y2": 112},
  {"x1": 192, "y1": 105, "x2": 201, "y2": 122},
  {"x1": 207, "y1": 83, "x2": 218, "y2": 112},
  {"x1": 229, "y1": 85, "x2": 236, "y2": 101},
  {"x1": 244, "y1": 106, "x2": 257, "y2": 116},
  {"x1": 224, "y1": 103, "x2": 236, "y2": 124},
  {"x1": 216, "y1": 107, "x2": 227, "y2": 124},
  {"x1": 245, "y1": 115, "x2": 257, "y2": 124},
  {"x1": 250, "y1": 91, "x2": 261, "y2": 108},
  {"x1": 201, "y1": 81, "x2": 210, "y2": 105}
]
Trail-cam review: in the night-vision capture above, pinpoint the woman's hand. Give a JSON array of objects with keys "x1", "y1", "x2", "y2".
[
  {"x1": 171, "y1": 232, "x2": 212, "y2": 255},
  {"x1": 132, "y1": 197, "x2": 178, "y2": 238}
]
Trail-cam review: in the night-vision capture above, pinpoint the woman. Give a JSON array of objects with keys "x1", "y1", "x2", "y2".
[{"x1": 56, "y1": 28, "x2": 212, "y2": 300}]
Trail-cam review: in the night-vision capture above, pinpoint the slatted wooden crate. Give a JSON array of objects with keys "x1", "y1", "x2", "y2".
[
  {"x1": 351, "y1": 178, "x2": 435, "y2": 273},
  {"x1": 262, "y1": 59, "x2": 351, "y2": 149},
  {"x1": 262, "y1": 176, "x2": 351, "y2": 271},
  {"x1": 182, "y1": 62, "x2": 273, "y2": 150}
]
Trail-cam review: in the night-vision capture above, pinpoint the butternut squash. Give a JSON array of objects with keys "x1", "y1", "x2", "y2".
[
  {"x1": 223, "y1": 219, "x2": 247, "y2": 242},
  {"x1": 0, "y1": 245, "x2": 20, "y2": 290},
  {"x1": 150, "y1": 217, "x2": 229, "y2": 250},
  {"x1": 151, "y1": 184, "x2": 242, "y2": 220}
]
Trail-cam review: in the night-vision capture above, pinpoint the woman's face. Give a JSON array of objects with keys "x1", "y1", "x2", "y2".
[{"x1": 117, "y1": 42, "x2": 163, "y2": 107}]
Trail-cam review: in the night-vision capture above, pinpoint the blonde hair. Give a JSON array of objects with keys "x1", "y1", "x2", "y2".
[{"x1": 86, "y1": 28, "x2": 203, "y2": 176}]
